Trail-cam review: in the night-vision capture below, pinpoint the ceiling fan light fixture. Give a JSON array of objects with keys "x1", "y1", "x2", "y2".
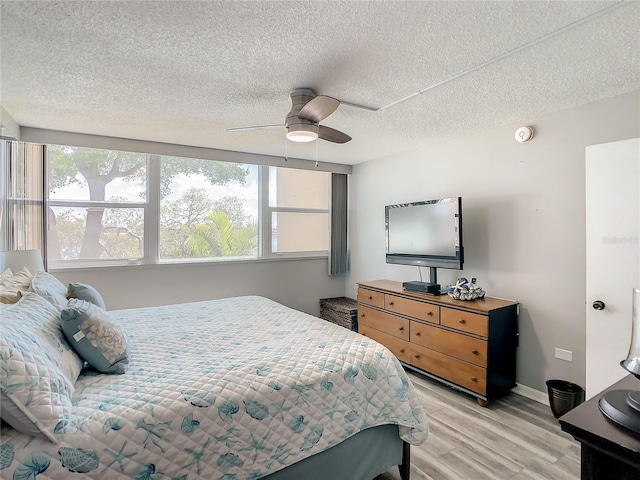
[{"x1": 286, "y1": 124, "x2": 318, "y2": 143}]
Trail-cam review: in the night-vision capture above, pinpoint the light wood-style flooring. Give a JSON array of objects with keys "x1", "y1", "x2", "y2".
[{"x1": 377, "y1": 371, "x2": 580, "y2": 480}]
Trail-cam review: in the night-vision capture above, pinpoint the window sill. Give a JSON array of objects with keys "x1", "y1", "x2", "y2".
[{"x1": 48, "y1": 253, "x2": 329, "y2": 273}]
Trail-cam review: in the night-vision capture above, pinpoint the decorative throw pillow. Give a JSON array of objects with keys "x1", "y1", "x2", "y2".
[
  {"x1": 0, "y1": 292, "x2": 83, "y2": 443},
  {"x1": 67, "y1": 282, "x2": 106, "y2": 310},
  {"x1": 30, "y1": 270, "x2": 69, "y2": 310},
  {"x1": 0, "y1": 267, "x2": 12, "y2": 281},
  {"x1": 0, "y1": 267, "x2": 33, "y2": 304},
  {"x1": 61, "y1": 298, "x2": 130, "y2": 374},
  {"x1": 0, "y1": 267, "x2": 14, "y2": 303}
]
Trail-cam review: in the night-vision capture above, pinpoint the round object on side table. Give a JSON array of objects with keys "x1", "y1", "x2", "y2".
[{"x1": 599, "y1": 390, "x2": 640, "y2": 434}]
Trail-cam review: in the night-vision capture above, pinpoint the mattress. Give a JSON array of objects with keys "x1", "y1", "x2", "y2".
[{"x1": 0, "y1": 295, "x2": 428, "y2": 479}]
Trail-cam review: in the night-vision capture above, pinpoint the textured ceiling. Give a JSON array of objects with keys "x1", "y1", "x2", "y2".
[{"x1": 1, "y1": 1, "x2": 639, "y2": 165}]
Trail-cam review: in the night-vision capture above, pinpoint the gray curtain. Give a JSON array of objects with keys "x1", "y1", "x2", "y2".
[
  {"x1": 329, "y1": 173, "x2": 348, "y2": 276},
  {"x1": 0, "y1": 139, "x2": 46, "y2": 258}
]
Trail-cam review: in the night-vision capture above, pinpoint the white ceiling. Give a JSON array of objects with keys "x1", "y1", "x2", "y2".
[{"x1": 1, "y1": 1, "x2": 639, "y2": 165}]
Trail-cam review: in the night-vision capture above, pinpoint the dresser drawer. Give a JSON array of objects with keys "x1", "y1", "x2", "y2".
[
  {"x1": 411, "y1": 343, "x2": 487, "y2": 395},
  {"x1": 359, "y1": 325, "x2": 411, "y2": 363},
  {"x1": 385, "y1": 294, "x2": 439, "y2": 324},
  {"x1": 358, "y1": 305, "x2": 410, "y2": 341},
  {"x1": 441, "y1": 307, "x2": 488, "y2": 337},
  {"x1": 357, "y1": 288, "x2": 385, "y2": 308},
  {"x1": 410, "y1": 321, "x2": 487, "y2": 367}
]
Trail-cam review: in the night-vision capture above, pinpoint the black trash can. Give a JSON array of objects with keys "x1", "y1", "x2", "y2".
[{"x1": 546, "y1": 379, "x2": 585, "y2": 418}]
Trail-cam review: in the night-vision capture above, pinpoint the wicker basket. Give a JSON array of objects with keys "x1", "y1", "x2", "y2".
[{"x1": 319, "y1": 297, "x2": 358, "y2": 331}]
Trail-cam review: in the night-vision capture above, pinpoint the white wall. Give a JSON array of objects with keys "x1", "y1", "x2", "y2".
[
  {"x1": 346, "y1": 90, "x2": 640, "y2": 393},
  {"x1": 53, "y1": 257, "x2": 345, "y2": 316},
  {"x1": 0, "y1": 107, "x2": 20, "y2": 139}
]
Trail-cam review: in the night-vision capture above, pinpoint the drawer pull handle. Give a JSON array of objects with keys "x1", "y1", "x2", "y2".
[
  {"x1": 361, "y1": 314, "x2": 365, "y2": 318},
  {"x1": 471, "y1": 349, "x2": 478, "y2": 355},
  {"x1": 414, "y1": 354, "x2": 420, "y2": 359},
  {"x1": 427, "y1": 311, "x2": 433, "y2": 316},
  {"x1": 398, "y1": 326, "x2": 404, "y2": 331},
  {"x1": 471, "y1": 377, "x2": 477, "y2": 382},
  {"x1": 459, "y1": 319, "x2": 466, "y2": 324},
  {"x1": 400, "y1": 349, "x2": 405, "y2": 353},
  {"x1": 415, "y1": 332, "x2": 421, "y2": 336},
  {"x1": 368, "y1": 296, "x2": 373, "y2": 300}
]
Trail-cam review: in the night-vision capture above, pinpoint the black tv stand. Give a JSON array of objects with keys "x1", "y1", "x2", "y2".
[
  {"x1": 424, "y1": 290, "x2": 447, "y2": 296},
  {"x1": 403, "y1": 267, "x2": 444, "y2": 295},
  {"x1": 402, "y1": 281, "x2": 443, "y2": 295}
]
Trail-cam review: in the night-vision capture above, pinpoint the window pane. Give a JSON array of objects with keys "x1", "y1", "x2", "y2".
[
  {"x1": 8, "y1": 203, "x2": 44, "y2": 252},
  {"x1": 2, "y1": 141, "x2": 45, "y2": 251},
  {"x1": 48, "y1": 206, "x2": 144, "y2": 261},
  {"x1": 159, "y1": 157, "x2": 259, "y2": 260},
  {"x1": 269, "y1": 167, "x2": 329, "y2": 208},
  {"x1": 272, "y1": 212, "x2": 329, "y2": 253},
  {"x1": 48, "y1": 145, "x2": 147, "y2": 202}
]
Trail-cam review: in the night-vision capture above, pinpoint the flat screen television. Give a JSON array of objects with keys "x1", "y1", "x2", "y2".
[{"x1": 385, "y1": 197, "x2": 463, "y2": 293}]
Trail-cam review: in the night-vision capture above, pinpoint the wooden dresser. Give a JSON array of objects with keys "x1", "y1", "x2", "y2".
[{"x1": 357, "y1": 279, "x2": 519, "y2": 406}]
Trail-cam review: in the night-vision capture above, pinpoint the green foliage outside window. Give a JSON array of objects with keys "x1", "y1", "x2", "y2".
[{"x1": 47, "y1": 145, "x2": 257, "y2": 262}]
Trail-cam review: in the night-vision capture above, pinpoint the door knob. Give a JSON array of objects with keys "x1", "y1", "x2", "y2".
[{"x1": 592, "y1": 300, "x2": 606, "y2": 310}]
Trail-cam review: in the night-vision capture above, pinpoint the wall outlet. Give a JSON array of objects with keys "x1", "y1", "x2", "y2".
[{"x1": 555, "y1": 348, "x2": 573, "y2": 362}]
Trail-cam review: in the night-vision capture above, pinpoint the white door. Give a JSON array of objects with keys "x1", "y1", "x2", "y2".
[{"x1": 585, "y1": 138, "x2": 640, "y2": 399}]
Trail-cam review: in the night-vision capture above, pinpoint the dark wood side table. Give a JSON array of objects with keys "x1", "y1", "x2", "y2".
[{"x1": 559, "y1": 375, "x2": 640, "y2": 479}]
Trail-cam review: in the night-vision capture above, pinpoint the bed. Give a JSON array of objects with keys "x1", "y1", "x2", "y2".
[{"x1": 1, "y1": 275, "x2": 428, "y2": 479}]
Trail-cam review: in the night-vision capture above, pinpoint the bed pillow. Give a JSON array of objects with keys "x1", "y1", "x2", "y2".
[
  {"x1": 0, "y1": 267, "x2": 12, "y2": 281},
  {"x1": 67, "y1": 282, "x2": 106, "y2": 310},
  {"x1": 0, "y1": 267, "x2": 15, "y2": 302},
  {"x1": 61, "y1": 298, "x2": 130, "y2": 374},
  {"x1": 0, "y1": 267, "x2": 33, "y2": 304},
  {"x1": 0, "y1": 292, "x2": 83, "y2": 443},
  {"x1": 30, "y1": 270, "x2": 69, "y2": 310}
]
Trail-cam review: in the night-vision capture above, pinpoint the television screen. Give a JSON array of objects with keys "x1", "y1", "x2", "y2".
[{"x1": 385, "y1": 197, "x2": 463, "y2": 270}]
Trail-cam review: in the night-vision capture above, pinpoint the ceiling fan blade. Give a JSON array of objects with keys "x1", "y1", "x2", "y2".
[
  {"x1": 299, "y1": 95, "x2": 340, "y2": 123},
  {"x1": 227, "y1": 124, "x2": 284, "y2": 132},
  {"x1": 318, "y1": 125, "x2": 352, "y2": 144}
]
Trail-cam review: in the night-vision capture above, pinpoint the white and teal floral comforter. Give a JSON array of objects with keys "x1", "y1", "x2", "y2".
[{"x1": 0, "y1": 296, "x2": 428, "y2": 479}]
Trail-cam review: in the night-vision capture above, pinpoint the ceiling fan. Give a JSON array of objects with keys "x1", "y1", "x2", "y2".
[{"x1": 227, "y1": 88, "x2": 352, "y2": 144}]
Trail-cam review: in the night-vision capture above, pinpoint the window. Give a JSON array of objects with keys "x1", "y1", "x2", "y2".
[
  {"x1": 46, "y1": 145, "x2": 330, "y2": 268},
  {"x1": 47, "y1": 146, "x2": 147, "y2": 264},
  {"x1": 268, "y1": 167, "x2": 330, "y2": 254},
  {"x1": 1, "y1": 140, "x2": 46, "y2": 252},
  {"x1": 159, "y1": 156, "x2": 259, "y2": 261}
]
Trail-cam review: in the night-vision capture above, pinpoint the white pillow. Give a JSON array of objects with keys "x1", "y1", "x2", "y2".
[
  {"x1": 0, "y1": 292, "x2": 83, "y2": 442},
  {"x1": 30, "y1": 270, "x2": 68, "y2": 310},
  {"x1": 0, "y1": 267, "x2": 12, "y2": 281},
  {"x1": 0, "y1": 267, "x2": 33, "y2": 304}
]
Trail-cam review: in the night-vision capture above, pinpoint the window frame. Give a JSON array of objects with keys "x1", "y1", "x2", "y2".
[
  {"x1": 261, "y1": 166, "x2": 330, "y2": 259},
  {"x1": 45, "y1": 147, "x2": 331, "y2": 269}
]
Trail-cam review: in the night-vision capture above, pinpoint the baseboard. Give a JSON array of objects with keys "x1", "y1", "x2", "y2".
[{"x1": 512, "y1": 383, "x2": 549, "y2": 405}]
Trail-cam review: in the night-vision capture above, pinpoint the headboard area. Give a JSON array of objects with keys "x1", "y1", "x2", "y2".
[{"x1": 0, "y1": 249, "x2": 45, "y2": 273}]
